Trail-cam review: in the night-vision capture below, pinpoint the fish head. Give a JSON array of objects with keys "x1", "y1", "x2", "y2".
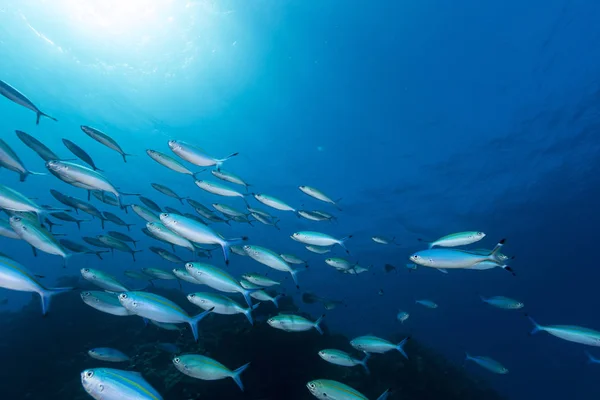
[
  {"x1": 159, "y1": 213, "x2": 176, "y2": 227},
  {"x1": 409, "y1": 252, "x2": 433, "y2": 266},
  {"x1": 117, "y1": 292, "x2": 139, "y2": 310},
  {"x1": 8, "y1": 216, "x2": 23, "y2": 228},
  {"x1": 45, "y1": 160, "x2": 68, "y2": 173},
  {"x1": 290, "y1": 232, "x2": 302, "y2": 241},
  {"x1": 514, "y1": 302, "x2": 525, "y2": 309},
  {"x1": 475, "y1": 231, "x2": 486, "y2": 239},
  {"x1": 267, "y1": 317, "x2": 281, "y2": 328},
  {"x1": 80, "y1": 268, "x2": 95, "y2": 280},
  {"x1": 87, "y1": 349, "x2": 98, "y2": 357},
  {"x1": 167, "y1": 140, "x2": 182, "y2": 151},
  {"x1": 80, "y1": 291, "x2": 99, "y2": 305},
  {"x1": 242, "y1": 245, "x2": 259, "y2": 257},
  {"x1": 81, "y1": 369, "x2": 102, "y2": 397},
  {"x1": 306, "y1": 380, "x2": 326, "y2": 399}
]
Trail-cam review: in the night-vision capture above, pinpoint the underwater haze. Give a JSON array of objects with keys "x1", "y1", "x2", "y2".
[{"x1": 1, "y1": 0, "x2": 600, "y2": 399}]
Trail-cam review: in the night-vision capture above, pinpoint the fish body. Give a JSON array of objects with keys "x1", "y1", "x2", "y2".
[
  {"x1": 0, "y1": 80, "x2": 57, "y2": 124},
  {"x1": 410, "y1": 239, "x2": 505, "y2": 269},
  {"x1": 185, "y1": 262, "x2": 255, "y2": 307},
  {"x1": 50, "y1": 212, "x2": 88, "y2": 230},
  {"x1": 62, "y1": 139, "x2": 101, "y2": 171},
  {"x1": 88, "y1": 348, "x2": 130, "y2": 363},
  {"x1": 307, "y1": 379, "x2": 389, "y2": 400},
  {"x1": 424, "y1": 231, "x2": 485, "y2": 248},
  {"x1": 0, "y1": 255, "x2": 72, "y2": 315},
  {"x1": 292, "y1": 231, "x2": 351, "y2": 251},
  {"x1": 131, "y1": 204, "x2": 160, "y2": 223},
  {"x1": 298, "y1": 210, "x2": 330, "y2": 221},
  {"x1": 172, "y1": 355, "x2": 250, "y2": 391},
  {"x1": 281, "y1": 254, "x2": 307, "y2": 265},
  {"x1": 397, "y1": 311, "x2": 410, "y2": 323},
  {"x1": 142, "y1": 268, "x2": 177, "y2": 280},
  {"x1": 81, "y1": 126, "x2": 131, "y2": 162},
  {"x1": 108, "y1": 231, "x2": 138, "y2": 247},
  {"x1": 98, "y1": 235, "x2": 141, "y2": 261},
  {"x1": 81, "y1": 368, "x2": 162, "y2": 400},
  {"x1": 253, "y1": 193, "x2": 295, "y2": 212},
  {"x1": 213, "y1": 203, "x2": 246, "y2": 218},
  {"x1": 306, "y1": 245, "x2": 331, "y2": 254},
  {"x1": 211, "y1": 169, "x2": 249, "y2": 188},
  {"x1": 147, "y1": 222, "x2": 194, "y2": 252},
  {"x1": 415, "y1": 299, "x2": 438, "y2": 308},
  {"x1": 60, "y1": 239, "x2": 107, "y2": 259},
  {"x1": 146, "y1": 149, "x2": 200, "y2": 176},
  {"x1": 81, "y1": 291, "x2": 135, "y2": 316},
  {"x1": 195, "y1": 180, "x2": 246, "y2": 200},
  {"x1": 150, "y1": 247, "x2": 184, "y2": 263},
  {"x1": 243, "y1": 245, "x2": 301, "y2": 286},
  {"x1": 0, "y1": 139, "x2": 43, "y2": 182},
  {"x1": 172, "y1": 268, "x2": 201, "y2": 284},
  {"x1": 371, "y1": 236, "x2": 397, "y2": 245},
  {"x1": 81, "y1": 268, "x2": 129, "y2": 292},
  {"x1": 124, "y1": 270, "x2": 155, "y2": 282},
  {"x1": 10, "y1": 216, "x2": 69, "y2": 261},
  {"x1": 118, "y1": 291, "x2": 212, "y2": 341},
  {"x1": 241, "y1": 272, "x2": 280, "y2": 287},
  {"x1": 187, "y1": 292, "x2": 258, "y2": 324},
  {"x1": 350, "y1": 335, "x2": 408, "y2": 359},
  {"x1": 318, "y1": 349, "x2": 370, "y2": 374},
  {"x1": 528, "y1": 316, "x2": 600, "y2": 346},
  {"x1": 15, "y1": 130, "x2": 61, "y2": 161},
  {"x1": 480, "y1": 296, "x2": 523, "y2": 309},
  {"x1": 239, "y1": 279, "x2": 284, "y2": 307},
  {"x1": 104, "y1": 211, "x2": 133, "y2": 230},
  {"x1": 325, "y1": 258, "x2": 356, "y2": 271},
  {"x1": 151, "y1": 183, "x2": 186, "y2": 203},
  {"x1": 268, "y1": 314, "x2": 324, "y2": 334},
  {"x1": 0, "y1": 184, "x2": 44, "y2": 215},
  {"x1": 465, "y1": 353, "x2": 509, "y2": 374},
  {"x1": 0, "y1": 218, "x2": 20, "y2": 239},
  {"x1": 168, "y1": 140, "x2": 238, "y2": 168},
  {"x1": 298, "y1": 186, "x2": 340, "y2": 209}
]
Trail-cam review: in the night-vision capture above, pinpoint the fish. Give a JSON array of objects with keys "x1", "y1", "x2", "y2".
[
  {"x1": 350, "y1": 335, "x2": 409, "y2": 359},
  {"x1": 70, "y1": 199, "x2": 107, "y2": 227},
  {"x1": 98, "y1": 235, "x2": 142, "y2": 261},
  {"x1": 419, "y1": 231, "x2": 486, "y2": 248},
  {"x1": 81, "y1": 291, "x2": 135, "y2": 316},
  {"x1": 81, "y1": 368, "x2": 163, "y2": 400},
  {"x1": 141, "y1": 268, "x2": 177, "y2": 281},
  {"x1": 0, "y1": 184, "x2": 46, "y2": 217},
  {"x1": 150, "y1": 320, "x2": 183, "y2": 331},
  {"x1": 10, "y1": 216, "x2": 71, "y2": 264},
  {"x1": 292, "y1": 231, "x2": 352, "y2": 252},
  {"x1": 185, "y1": 262, "x2": 257, "y2": 307},
  {"x1": 240, "y1": 280, "x2": 284, "y2": 308},
  {"x1": 168, "y1": 140, "x2": 238, "y2": 169},
  {"x1": 585, "y1": 351, "x2": 600, "y2": 365},
  {"x1": 88, "y1": 348, "x2": 130, "y2": 363},
  {"x1": 211, "y1": 169, "x2": 250, "y2": 189},
  {"x1": 131, "y1": 204, "x2": 160, "y2": 223},
  {"x1": 146, "y1": 222, "x2": 195, "y2": 252},
  {"x1": 45, "y1": 161, "x2": 122, "y2": 208},
  {"x1": 306, "y1": 245, "x2": 332, "y2": 254},
  {"x1": 212, "y1": 203, "x2": 247, "y2": 218},
  {"x1": 243, "y1": 245, "x2": 304, "y2": 287},
  {"x1": 0, "y1": 139, "x2": 45, "y2": 182},
  {"x1": 172, "y1": 355, "x2": 250, "y2": 391},
  {"x1": 465, "y1": 353, "x2": 509, "y2": 374},
  {"x1": 60, "y1": 239, "x2": 108, "y2": 259},
  {"x1": 527, "y1": 315, "x2": 600, "y2": 346},
  {"x1": 151, "y1": 183, "x2": 187, "y2": 203},
  {"x1": 253, "y1": 193, "x2": 296, "y2": 212},
  {"x1": 318, "y1": 349, "x2": 370, "y2": 374},
  {"x1": 124, "y1": 270, "x2": 155, "y2": 285},
  {"x1": 298, "y1": 210, "x2": 330, "y2": 221},
  {"x1": 80, "y1": 268, "x2": 130, "y2": 292},
  {"x1": 62, "y1": 139, "x2": 102, "y2": 171},
  {"x1": 241, "y1": 272, "x2": 280, "y2": 287},
  {"x1": 325, "y1": 257, "x2": 358, "y2": 272},
  {"x1": 480, "y1": 295, "x2": 524, "y2": 310},
  {"x1": 187, "y1": 292, "x2": 259, "y2": 325},
  {"x1": 397, "y1": 311, "x2": 410, "y2": 323},
  {"x1": 0, "y1": 218, "x2": 20, "y2": 239},
  {"x1": 172, "y1": 268, "x2": 201, "y2": 284},
  {"x1": 0, "y1": 255, "x2": 72, "y2": 315},
  {"x1": 83, "y1": 236, "x2": 113, "y2": 251},
  {"x1": 280, "y1": 253, "x2": 307, "y2": 265},
  {"x1": 81, "y1": 126, "x2": 132, "y2": 162},
  {"x1": 118, "y1": 291, "x2": 213, "y2": 341},
  {"x1": 146, "y1": 149, "x2": 203, "y2": 177},
  {"x1": 49, "y1": 189, "x2": 80, "y2": 210},
  {"x1": 230, "y1": 245, "x2": 248, "y2": 257},
  {"x1": 372, "y1": 236, "x2": 399, "y2": 246},
  {"x1": 0, "y1": 80, "x2": 57, "y2": 124},
  {"x1": 139, "y1": 196, "x2": 162, "y2": 213},
  {"x1": 342, "y1": 264, "x2": 369, "y2": 274},
  {"x1": 50, "y1": 212, "x2": 88, "y2": 230},
  {"x1": 15, "y1": 130, "x2": 62, "y2": 161},
  {"x1": 298, "y1": 186, "x2": 341, "y2": 209},
  {"x1": 150, "y1": 246, "x2": 184, "y2": 263},
  {"x1": 409, "y1": 239, "x2": 506, "y2": 269},
  {"x1": 103, "y1": 211, "x2": 134, "y2": 231},
  {"x1": 160, "y1": 213, "x2": 247, "y2": 264},
  {"x1": 107, "y1": 231, "x2": 139, "y2": 248},
  {"x1": 164, "y1": 206, "x2": 182, "y2": 215},
  {"x1": 267, "y1": 314, "x2": 325, "y2": 334},
  {"x1": 195, "y1": 180, "x2": 248, "y2": 201},
  {"x1": 415, "y1": 299, "x2": 438, "y2": 308},
  {"x1": 251, "y1": 212, "x2": 280, "y2": 229},
  {"x1": 307, "y1": 379, "x2": 389, "y2": 400}
]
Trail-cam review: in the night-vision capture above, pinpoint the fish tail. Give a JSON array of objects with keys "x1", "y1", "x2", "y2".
[
  {"x1": 360, "y1": 353, "x2": 371, "y2": 374},
  {"x1": 488, "y1": 238, "x2": 506, "y2": 258},
  {"x1": 218, "y1": 152, "x2": 239, "y2": 164},
  {"x1": 188, "y1": 307, "x2": 214, "y2": 342},
  {"x1": 37, "y1": 111, "x2": 57, "y2": 125},
  {"x1": 243, "y1": 303, "x2": 260, "y2": 325},
  {"x1": 289, "y1": 269, "x2": 300, "y2": 289},
  {"x1": 314, "y1": 314, "x2": 325, "y2": 335},
  {"x1": 242, "y1": 288, "x2": 260, "y2": 308},
  {"x1": 126, "y1": 224, "x2": 134, "y2": 232},
  {"x1": 192, "y1": 169, "x2": 207, "y2": 179},
  {"x1": 38, "y1": 286, "x2": 74, "y2": 316},
  {"x1": 585, "y1": 351, "x2": 600, "y2": 364},
  {"x1": 271, "y1": 294, "x2": 284, "y2": 308},
  {"x1": 132, "y1": 250, "x2": 143, "y2": 262},
  {"x1": 375, "y1": 389, "x2": 391, "y2": 400},
  {"x1": 231, "y1": 362, "x2": 250, "y2": 391},
  {"x1": 417, "y1": 238, "x2": 433, "y2": 248},
  {"x1": 525, "y1": 314, "x2": 543, "y2": 335},
  {"x1": 396, "y1": 337, "x2": 409, "y2": 359},
  {"x1": 338, "y1": 235, "x2": 353, "y2": 254},
  {"x1": 122, "y1": 153, "x2": 135, "y2": 163},
  {"x1": 501, "y1": 265, "x2": 516, "y2": 276}
]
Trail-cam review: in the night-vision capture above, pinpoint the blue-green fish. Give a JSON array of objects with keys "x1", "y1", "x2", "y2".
[
  {"x1": 131, "y1": 204, "x2": 160, "y2": 223},
  {"x1": 118, "y1": 291, "x2": 212, "y2": 341},
  {"x1": 410, "y1": 239, "x2": 506, "y2": 269},
  {"x1": 81, "y1": 291, "x2": 135, "y2": 317},
  {"x1": 465, "y1": 353, "x2": 509, "y2": 374},
  {"x1": 172, "y1": 354, "x2": 250, "y2": 391},
  {"x1": 267, "y1": 314, "x2": 324, "y2": 334},
  {"x1": 185, "y1": 262, "x2": 257, "y2": 307},
  {"x1": 243, "y1": 245, "x2": 303, "y2": 287},
  {"x1": 169, "y1": 140, "x2": 238, "y2": 168},
  {"x1": 0, "y1": 80, "x2": 57, "y2": 125},
  {"x1": 419, "y1": 231, "x2": 485, "y2": 248},
  {"x1": 195, "y1": 180, "x2": 246, "y2": 200},
  {"x1": 211, "y1": 169, "x2": 250, "y2": 189},
  {"x1": 9, "y1": 216, "x2": 70, "y2": 264},
  {"x1": 350, "y1": 335, "x2": 408, "y2": 359},
  {"x1": 88, "y1": 348, "x2": 130, "y2": 362},
  {"x1": 187, "y1": 292, "x2": 259, "y2": 325},
  {"x1": 397, "y1": 311, "x2": 409, "y2": 324},
  {"x1": 0, "y1": 255, "x2": 72, "y2": 315},
  {"x1": 254, "y1": 193, "x2": 296, "y2": 212},
  {"x1": 298, "y1": 186, "x2": 341, "y2": 210},
  {"x1": 146, "y1": 149, "x2": 203, "y2": 178},
  {"x1": 0, "y1": 138, "x2": 45, "y2": 182},
  {"x1": 415, "y1": 299, "x2": 438, "y2": 309},
  {"x1": 81, "y1": 368, "x2": 162, "y2": 400},
  {"x1": 318, "y1": 349, "x2": 370, "y2": 374},
  {"x1": 80, "y1": 268, "x2": 130, "y2": 292},
  {"x1": 480, "y1": 295, "x2": 523, "y2": 310},
  {"x1": 307, "y1": 379, "x2": 389, "y2": 400},
  {"x1": 527, "y1": 315, "x2": 600, "y2": 346},
  {"x1": 291, "y1": 231, "x2": 351, "y2": 252},
  {"x1": 240, "y1": 279, "x2": 284, "y2": 308},
  {"x1": 81, "y1": 125, "x2": 133, "y2": 163}
]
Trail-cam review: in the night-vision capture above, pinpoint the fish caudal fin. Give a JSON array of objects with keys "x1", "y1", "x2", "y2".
[
  {"x1": 37, "y1": 111, "x2": 57, "y2": 125},
  {"x1": 376, "y1": 389, "x2": 391, "y2": 400},
  {"x1": 396, "y1": 337, "x2": 409, "y2": 359},
  {"x1": 188, "y1": 307, "x2": 214, "y2": 342},
  {"x1": 338, "y1": 235, "x2": 353, "y2": 254},
  {"x1": 585, "y1": 351, "x2": 600, "y2": 364},
  {"x1": 525, "y1": 314, "x2": 543, "y2": 335},
  {"x1": 230, "y1": 362, "x2": 250, "y2": 391},
  {"x1": 360, "y1": 353, "x2": 371, "y2": 374},
  {"x1": 314, "y1": 314, "x2": 325, "y2": 335},
  {"x1": 241, "y1": 288, "x2": 260, "y2": 308},
  {"x1": 488, "y1": 239, "x2": 506, "y2": 258},
  {"x1": 122, "y1": 153, "x2": 135, "y2": 163},
  {"x1": 243, "y1": 303, "x2": 260, "y2": 325},
  {"x1": 271, "y1": 294, "x2": 284, "y2": 308},
  {"x1": 192, "y1": 170, "x2": 207, "y2": 180},
  {"x1": 38, "y1": 287, "x2": 74, "y2": 316}
]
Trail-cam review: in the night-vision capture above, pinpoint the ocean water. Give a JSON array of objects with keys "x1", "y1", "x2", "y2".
[{"x1": 1, "y1": 0, "x2": 600, "y2": 399}]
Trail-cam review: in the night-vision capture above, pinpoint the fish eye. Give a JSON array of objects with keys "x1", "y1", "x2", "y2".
[
  {"x1": 308, "y1": 383, "x2": 316, "y2": 389},
  {"x1": 82, "y1": 292, "x2": 90, "y2": 296},
  {"x1": 173, "y1": 357, "x2": 180, "y2": 364},
  {"x1": 86, "y1": 371, "x2": 94, "y2": 378},
  {"x1": 119, "y1": 294, "x2": 127, "y2": 299},
  {"x1": 83, "y1": 269, "x2": 89, "y2": 272}
]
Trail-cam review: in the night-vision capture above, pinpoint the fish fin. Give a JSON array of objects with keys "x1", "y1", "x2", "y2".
[
  {"x1": 38, "y1": 286, "x2": 74, "y2": 316},
  {"x1": 585, "y1": 351, "x2": 600, "y2": 364},
  {"x1": 272, "y1": 294, "x2": 284, "y2": 308},
  {"x1": 244, "y1": 303, "x2": 260, "y2": 325},
  {"x1": 95, "y1": 251, "x2": 105, "y2": 260},
  {"x1": 376, "y1": 389, "x2": 390, "y2": 400},
  {"x1": 314, "y1": 314, "x2": 325, "y2": 335},
  {"x1": 417, "y1": 238, "x2": 433, "y2": 248},
  {"x1": 488, "y1": 239, "x2": 506, "y2": 257},
  {"x1": 31, "y1": 246, "x2": 38, "y2": 257},
  {"x1": 37, "y1": 111, "x2": 57, "y2": 124},
  {"x1": 188, "y1": 307, "x2": 214, "y2": 342},
  {"x1": 192, "y1": 170, "x2": 207, "y2": 179},
  {"x1": 338, "y1": 235, "x2": 353, "y2": 254},
  {"x1": 122, "y1": 153, "x2": 135, "y2": 163},
  {"x1": 217, "y1": 152, "x2": 239, "y2": 165},
  {"x1": 501, "y1": 265, "x2": 516, "y2": 276},
  {"x1": 360, "y1": 353, "x2": 371, "y2": 374},
  {"x1": 396, "y1": 337, "x2": 409, "y2": 359},
  {"x1": 525, "y1": 314, "x2": 543, "y2": 335},
  {"x1": 231, "y1": 362, "x2": 250, "y2": 391},
  {"x1": 242, "y1": 288, "x2": 260, "y2": 308},
  {"x1": 132, "y1": 250, "x2": 143, "y2": 262}
]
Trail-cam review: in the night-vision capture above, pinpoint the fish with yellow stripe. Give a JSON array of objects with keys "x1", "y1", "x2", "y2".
[
  {"x1": 172, "y1": 354, "x2": 250, "y2": 391},
  {"x1": 307, "y1": 379, "x2": 389, "y2": 400},
  {"x1": 81, "y1": 368, "x2": 163, "y2": 400}
]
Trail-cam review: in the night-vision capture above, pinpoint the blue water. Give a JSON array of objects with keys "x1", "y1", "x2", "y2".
[{"x1": 1, "y1": 0, "x2": 600, "y2": 398}]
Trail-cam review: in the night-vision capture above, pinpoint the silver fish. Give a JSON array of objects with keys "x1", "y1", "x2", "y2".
[
  {"x1": 0, "y1": 80, "x2": 57, "y2": 125},
  {"x1": 81, "y1": 125, "x2": 132, "y2": 162},
  {"x1": 0, "y1": 139, "x2": 45, "y2": 182},
  {"x1": 168, "y1": 140, "x2": 238, "y2": 169},
  {"x1": 151, "y1": 183, "x2": 187, "y2": 204},
  {"x1": 62, "y1": 139, "x2": 102, "y2": 171},
  {"x1": 15, "y1": 130, "x2": 62, "y2": 161},
  {"x1": 146, "y1": 149, "x2": 203, "y2": 177}
]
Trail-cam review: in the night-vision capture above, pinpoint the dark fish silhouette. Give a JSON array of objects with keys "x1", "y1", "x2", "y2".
[{"x1": 0, "y1": 80, "x2": 57, "y2": 124}]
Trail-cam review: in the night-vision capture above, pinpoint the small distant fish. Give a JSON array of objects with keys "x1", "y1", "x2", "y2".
[
  {"x1": 240, "y1": 280, "x2": 284, "y2": 308},
  {"x1": 60, "y1": 239, "x2": 108, "y2": 259},
  {"x1": 172, "y1": 354, "x2": 250, "y2": 391},
  {"x1": 243, "y1": 245, "x2": 304, "y2": 287},
  {"x1": 397, "y1": 311, "x2": 409, "y2": 323},
  {"x1": 88, "y1": 348, "x2": 130, "y2": 363},
  {"x1": 146, "y1": 149, "x2": 204, "y2": 178},
  {"x1": 98, "y1": 235, "x2": 142, "y2": 261},
  {"x1": 291, "y1": 231, "x2": 351, "y2": 253},
  {"x1": 213, "y1": 203, "x2": 246, "y2": 218},
  {"x1": 410, "y1": 239, "x2": 507, "y2": 270},
  {"x1": 253, "y1": 193, "x2": 296, "y2": 213},
  {"x1": 155, "y1": 342, "x2": 180, "y2": 354},
  {"x1": 15, "y1": 130, "x2": 62, "y2": 162},
  {"x1": 131, "y1": 204, "x2": 160, "y2": 223},
  {"x1": 139, "y1": 196, "x2": 162, "y2": 213},
  {"x1": 150, "y1": 246, "x2": 184, "y2": 263},
  {"x1": 242, "y1": 272, "x2": 280, "y2": 287},
  {"x1": 350, "y1": 335, "x2": 409, "y2": 359},
  {"x1": 465, "y1": 353, "x2": 509, "y2": 374},
  {"x1": 81, "y1": 368, "x2": 163, "y2": 400},
  {"x1": 415, "y1": 299, "x2": 438, "y2": 309},
  {"x1": 168, "y1": 140, "x2": 238, "y2": 169},
  {"x1": 298, "y1": 186, "x2": 341, "y2": 210},
  {"x1": 372, "y1": 236, "x2": 399, "y2": 246},
  {"x1": 280, "y1": 253, "x2": 307, "y2": 265},
  {"x1": 211, "y1": 169, "x2": 250, "y2": 189},
  {"x1": 527, "y1": 315, "x2": 600, "y2": 346},
  {"x1": 103, "y1": 211, "x2": 134, "y2": 231},
  {"x1": 141, "y1": 268, "x2": 177, "y2": 281},
  {"x1": 62, "y1": 139, "x2": 102, "y2": 171},
  {"x1": 151, "y1": 183, "x2": 187, "y2": 204},
  {"x1": 419, "y1": 231, "x2": 486, "y2": 249},
  {"x1": 50, "y1": 212, "x2": 88, "y2": 230},
  {"x1": 480, "y1": 295, "x2": 524, "y2": 310},
  {"x1": 306, "y1": 245, "x2": 331, "y2": 254},
  {"x1": 378, "y1": 289, "x2": 384, "y2": 296},
  {"x1": 318, "y1": 349, "x2": 370, "y2": 374},
  {"x1": 187, "y1": 292, "x2": 259, "y2": 325},
  {"x1": 81, "y1": 125, "x2": 133, "y2": 162},
  {"x1": 307, "y1": 379, "x2": 389, "y2": 400},
  {"x1": 186, "y1": 262, "x2": 257, "y2": 307},
  {"x1": 0, "y1": 139, "x2": 45, "y2": 182},
  {"x1": 268, "y1": 314, "x2": 325, "y2": 334},
  {"x1": 195, "y1": 180, "x2": 247, "y2": 201},
  {"x1": 107, "y1": 231, "x2": 139, "y2": 248},
  {"x1": 384, "y1": 264, "x2": 397, "y2": 273},
  {"x1": 124, "y1": 270, "x2": 155, "y2": 284},
  {"x1": 298, "y1": 210, "x2": 330, "y2": 221},
  {"x1": 0, "y1": 80, "x2": 57, "y2": 125},
  {"x1": 585, "y1": 351, "x2": 600, "y2": 365}
]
